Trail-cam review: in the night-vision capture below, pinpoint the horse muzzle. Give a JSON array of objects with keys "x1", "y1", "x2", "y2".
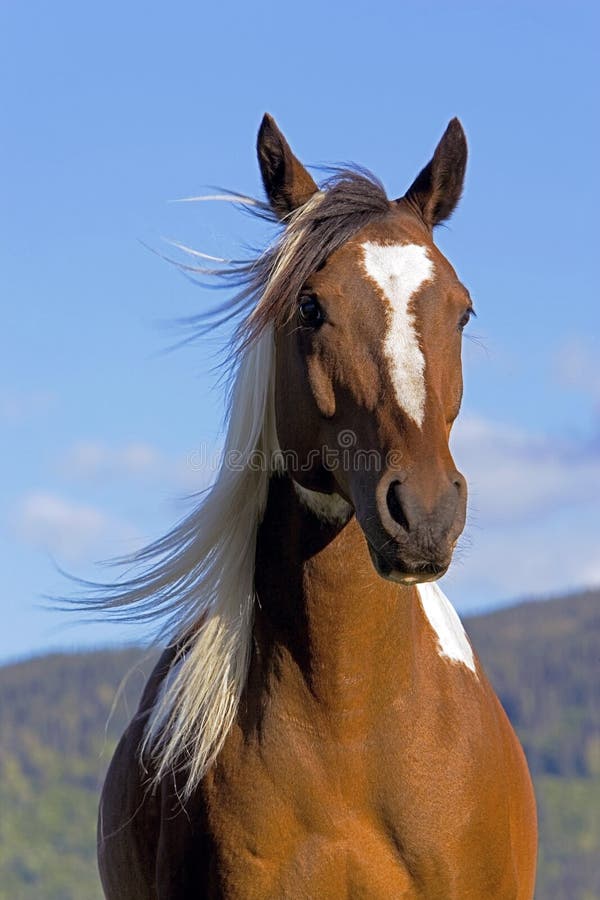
[{"x1": 359, "y1": 467, "x2": 467, "y2": 585}]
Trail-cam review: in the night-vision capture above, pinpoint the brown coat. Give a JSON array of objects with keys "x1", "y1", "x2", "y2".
[{"x1": 97, "y1": 115, "x2": 537, "y2": 898}]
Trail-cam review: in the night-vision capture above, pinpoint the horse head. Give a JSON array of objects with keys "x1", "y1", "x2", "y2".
[{"x1": 259, "y1": 114, "x2": 472, "y2": 584}]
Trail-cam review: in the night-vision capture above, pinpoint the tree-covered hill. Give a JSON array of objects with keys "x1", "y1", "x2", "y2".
[
  {"x1": 0, "y1": 590, "x2": 598, "y2": 899},
  {"x1": 466, "y1": 590, "x2": 600, "y2": 898},
  {"x1": 0, "y1": 647, "x2": 154, "y2": 899},
  {"x1": 467, "y1": 589, "x2": 599, "y2": 779}
]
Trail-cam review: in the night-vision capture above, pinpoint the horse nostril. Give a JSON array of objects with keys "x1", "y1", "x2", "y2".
[
  {"x1": 453, "y1": 472, "x2": 466, "y2": 494},
  {"x1": 386, "y1": 481, "x2": 410, "y2": 532}
]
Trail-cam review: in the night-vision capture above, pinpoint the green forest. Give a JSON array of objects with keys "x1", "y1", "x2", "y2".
[{"x1": 0, "y1": 589, "x2": 598, "y2": 899}]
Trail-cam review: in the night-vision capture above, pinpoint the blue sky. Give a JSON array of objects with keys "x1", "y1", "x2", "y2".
[{"x1": 1, "y1": 1, "x2": 598, "y2": 661}]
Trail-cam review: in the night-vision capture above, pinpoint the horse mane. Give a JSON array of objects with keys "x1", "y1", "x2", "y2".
[{"x1": 83, "y1": 168, "x2": 390, "y2": 796}]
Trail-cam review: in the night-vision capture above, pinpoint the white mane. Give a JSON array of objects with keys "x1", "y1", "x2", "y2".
[{"x1": 140, "y1": 331, "x2": 279, "y2": 792}]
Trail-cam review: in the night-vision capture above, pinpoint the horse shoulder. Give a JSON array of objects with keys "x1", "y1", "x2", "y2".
[
  {"x1": 445, "y1": 659, "x2": 537, "y2": 898},
  {"x1": 488, "y1": 684, "x2": 538, "y2": 899},
  {"x1": 98, "y1": 647, "x2": 176, "y2": 900}
]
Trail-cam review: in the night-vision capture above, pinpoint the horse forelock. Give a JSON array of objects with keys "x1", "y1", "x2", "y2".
[{"x1": 169, "y1": 169, "x2": 391, "y2": 357}]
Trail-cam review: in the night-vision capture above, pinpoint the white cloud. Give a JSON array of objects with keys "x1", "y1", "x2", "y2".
[
  {"x1": 0, "y1": 389, "x2": 57, "y2": 424},
  {"x1": 62, "y1": 440, "x2": 218, "y2": 491},
  {"x1": 64, "y1": 441, "x2": 162, "y2": 479},
  {"x1": 13, "y1": 492, "x2": 139, "y2": 561},
  {"x1": 451, "y1": 415, "x2": 600, "y2": 522},
  {"x1": 555, "y1": 336, "x2": 600, "y2": 403},
  {"x1": 445, "y1": 412, "x2": 600, "y2": 609},
  {"x1": 444, "y1": 515, "x2": 600, "y2": 611}
]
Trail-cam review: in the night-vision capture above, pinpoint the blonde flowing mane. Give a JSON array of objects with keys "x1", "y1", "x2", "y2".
[
  {"x1": 141, "y1": 329, "x2": 279, "y2": 791},
  {"x1": 86, "y1": 170, "x2": 390, "y2": 795}
]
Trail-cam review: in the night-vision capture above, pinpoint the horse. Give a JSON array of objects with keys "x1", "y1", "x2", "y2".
[{"x1": 96, "y1": 115, "x2": 537, "y2": 898}]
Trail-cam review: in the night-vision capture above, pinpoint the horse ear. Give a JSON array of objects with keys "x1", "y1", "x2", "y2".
[
  {"x1": 402, "y1": 118, "x2": 468, "y2": 229},
  {"x1": 257, "y1": 114, "x2": 319, "y2": 219}
]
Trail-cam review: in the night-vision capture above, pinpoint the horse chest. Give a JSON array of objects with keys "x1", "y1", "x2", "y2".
[
  {"x1": 204, "y1": 806, "x2": 416, "y2": 899},
  {"x1": 198, "y1": 703, "x2": 518, "y2": 899}
]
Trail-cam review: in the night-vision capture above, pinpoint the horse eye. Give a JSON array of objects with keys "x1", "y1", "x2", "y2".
[
  {"x1": 298, "y1": 296, "x2": 325, "y2": 327},
  {"x1": 458, "y1": 308, "x2": 475, "y2": 332}
]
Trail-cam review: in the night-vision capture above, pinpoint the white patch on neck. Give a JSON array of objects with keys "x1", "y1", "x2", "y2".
[
  {"x1": 417, "y1": 582, "x2": 476, "y2": 673},
  {"x1": 293, "y1": 481, "x2": 353, "y2": 524},
  {"x1": 361, "y1": 242, "x2": 433, "y2": 428}
]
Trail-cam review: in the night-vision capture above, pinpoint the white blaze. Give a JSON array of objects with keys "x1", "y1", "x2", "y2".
[
  {"x1": 361, "y1": 242, "x2": 433, "y2": 428},
  {"x1": 417, "y1": 582, "x2": 476, "y2": 673}
]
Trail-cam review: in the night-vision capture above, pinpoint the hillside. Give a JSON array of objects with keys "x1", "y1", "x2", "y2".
[
  {"x1": 467, "y1": 589, "x2": 599, "y2": 778},
  {"x1": 466, "y1": 590, "x2": 600, "y2": 897},
  {"x1": 0, "y1": 590, "x2": 598, "y2": 898}
]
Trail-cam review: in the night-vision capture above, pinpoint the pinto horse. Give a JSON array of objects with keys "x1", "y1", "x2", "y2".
[{"x1": 97, "y1": 116, "x2": 537, "y2": 898}]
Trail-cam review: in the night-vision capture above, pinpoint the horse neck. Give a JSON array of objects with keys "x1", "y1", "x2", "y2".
[{"x1": 252, "y1": 475, "x2": 419, "y2": 721}]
